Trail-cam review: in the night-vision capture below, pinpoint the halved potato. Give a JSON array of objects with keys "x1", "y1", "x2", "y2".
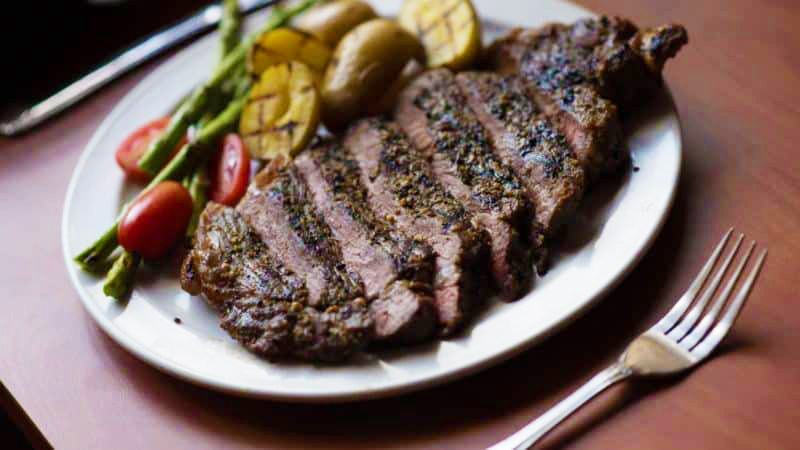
[
  {"x1": 321, "y1": 19, "x2": 424, "y2": 129},
  {"x1": 239, "y1": 61, "x2": 321, "y2": 160},
  {"x1": 295, "y1": 0, "x2": 377, "y2": 46},
  {"x1": 246, "y1": 27, "x2": 332, "y2": 77},
  {"x1": 398, "y1": 0, "x2": 482, "y2": 71}
]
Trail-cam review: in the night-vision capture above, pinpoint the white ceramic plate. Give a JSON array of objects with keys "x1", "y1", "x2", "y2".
[{"x1": 62, "y1": 0, "x2": 681, "y2": 402}]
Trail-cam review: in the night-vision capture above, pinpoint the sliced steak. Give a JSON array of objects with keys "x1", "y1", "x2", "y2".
[
  {"x1": 180, "y1": 203, "x2": 372, "y2": 362},
  {"x1": 237, "y1": 161, "x2": 364, "y2": 309},
  {"x1": 487, "y1": 16, "x2": 687, "y2": 114},
  {"x1": 395, "y1": 69, "x2": 536, "y2": 299},
  {"x1": 456, "y1": 72, "x2": 585, "y2": 240},
  {"x1": 487, "y1": 30, "x2": 624, "y2": 178},
  {"x1": 345, "y1": 118, "x2": 488, "y2": 335},
  {"x1": 294, "y1": 139, "x2": 438, "y2": 343}
]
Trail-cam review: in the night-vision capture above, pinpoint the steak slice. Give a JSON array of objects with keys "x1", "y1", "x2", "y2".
[
  {"x1": 395, "y1": 69, "x2": 536, "y2": 300},
  {"x1": 237, "y1": 161, "x2": 365, "y2": 309},
  {"x1": 180, "y1": 203, "x2": 372, "y2": 362},
  {"x1": 487, "y1": 30, "x2": 624, "y2": 179},
  {"x1": 456, "y1": 72, "x2": 586, "y2": 240},
  {"x1": 345, "y1": 118, "x2": 488, "y2": 335},
  {"x1": 295, "y1": 138, "x2": 438, "y2": 343},
  {"x1": 487, "y1": 16, "x2": 687, "y2": 114}
]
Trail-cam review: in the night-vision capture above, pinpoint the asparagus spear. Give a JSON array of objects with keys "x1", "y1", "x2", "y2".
[
  {"x1": 136, "y1": 0, "x2": 319, "y2": 175},
  {"x1": 76, "y1": 96, "x2": 247, "y2": 272},
  {"x1": 219, "y1": 0, "x2": 242, "y2": 61},
  {"x1": 103, "y1": 250, "x2": 141, "y2": 298},
  {"x1": 100, "y1": 1, "x2": 249, "y2": 297},
  {"x1": 87, "y1": 0, "x2": 322, "y2": 296},
  {"x1": 185, "y1": 169, "x2": 210, "y2": 239}
]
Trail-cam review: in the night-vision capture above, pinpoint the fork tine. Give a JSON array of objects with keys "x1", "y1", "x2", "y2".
[
  {"x1": 691, "y1": 248, "x2": 767, "y2": 359},
  {"x1": 667, "y1": 234, "x2": 744, "y2": 341},
  {"x1": 681, "y1": 241, "x2": 755, "y2": 349},
  {"x1": 652, "y1": 228, "x2": 733, "y2": 333}
]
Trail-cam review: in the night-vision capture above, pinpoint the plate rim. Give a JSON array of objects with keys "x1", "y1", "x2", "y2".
[{"x1": 61, "y1": 0, "x2": 682, "y2": 403}]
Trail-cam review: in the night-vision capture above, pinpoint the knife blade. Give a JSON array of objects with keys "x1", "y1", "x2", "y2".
[{"x1": 0, "y1": 0, "x2": 280, "y2": 137}]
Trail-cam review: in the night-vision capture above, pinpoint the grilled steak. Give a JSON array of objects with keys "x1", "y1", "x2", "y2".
[
  {"x1": 294, "y1": 139, "x2": 438, "y2": 343},
  {"x1": 487, "y1": 33, "x2": 624, "y2": 178},
  {"x1": 486, "y1": 17, "x2": 686, "y2": 178},
  {"x1": 345, "y1": 118, "x2": 488, "y2": 335},
  {"x1": 487, "y1": 16, "x2": 687, "y2": 114},
  {"x1": 456, "y1": 72, "x2": 585, "y2": 240},
  {"x1": 180, "y1": 203, "x2": 372, "y2": 362},
  {"x1": 237, "y1": 161, "x2": 365, "y2": 309},
  {"x1": 395, "y1": 69, "x2": 536, "y2": 299}
]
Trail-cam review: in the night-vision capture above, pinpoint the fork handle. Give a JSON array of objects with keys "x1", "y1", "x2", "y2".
[{"x1": 489, "y1": 362, "x2": 633, "y2": 450}]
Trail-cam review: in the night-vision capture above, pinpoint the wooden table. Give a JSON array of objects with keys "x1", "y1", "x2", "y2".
[{"x1": 2, "y1": 0, "x2": 799, "y2": 448}]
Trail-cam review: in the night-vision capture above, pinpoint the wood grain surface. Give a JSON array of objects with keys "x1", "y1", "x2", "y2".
[{"x1": 1, "y1": 0, "x2": 799, "y2": 448}]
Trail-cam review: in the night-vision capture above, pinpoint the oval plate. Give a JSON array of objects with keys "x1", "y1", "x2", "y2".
[{"x1": 62, "y1": 0, "x2": 681, "y2": 402}]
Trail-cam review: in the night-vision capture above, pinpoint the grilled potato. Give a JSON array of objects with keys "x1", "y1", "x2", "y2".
[
  {"x1": 246, "y1": 27, "x2": 332, "y2": 77},
  {"x1": 321, "y1": 19, "x2": 424, "y2": 129},
  {"x1": 365, "y1": 59, "x2": 424, "y2": 115},
  {"x1": 239, "y1": 61, "x2": 321, "y2": 160},
  {"x1": 295, "y1": 0, "x2": 377, "y2": 46},
  {"x1": 398, "y1": 0, "x2": 482, "y2": 71}
]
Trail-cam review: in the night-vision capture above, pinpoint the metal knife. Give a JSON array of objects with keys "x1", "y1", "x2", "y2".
[{"x1": 0, "y1": 0, "x2": 279, "y2": 137}]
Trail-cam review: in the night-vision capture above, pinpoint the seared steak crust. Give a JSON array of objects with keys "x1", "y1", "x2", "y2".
[
  {"x1": 295, "y1": 139, "x2": 438, "y2": 343},
  {"x1": 345, "y1": 118, "x2": 487, "y2": 335},
  {"x1": 487, "y1": 27, "x2": 625, "y2": 178},
  {"x1": 237, "y1": 162, "x2": 363, "y2": 308},
  {"x1": 396, "y1": 69, "x2": 535, "y2": 299},
  {"x1": 486, "y1": 16, "x2": 686, "y2": 178},
  {"x1": 488, "y1": 16, "x2": 687, "y2": 114},
  {"x1": 456, "y1": 72, "x2": 585, "y2": 238},
  {"x1": 181, "y1": 203, "x2": 372, "y2": 362}
]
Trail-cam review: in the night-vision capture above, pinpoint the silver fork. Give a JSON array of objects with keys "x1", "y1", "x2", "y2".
[{"x1": 490, "y1": 229, "x2": 767, "y2": 450}]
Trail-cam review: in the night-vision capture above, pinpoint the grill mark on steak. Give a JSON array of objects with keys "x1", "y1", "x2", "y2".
[
  {"x1": 486, "y1": 17, "x2": 686, "y2": 178},
  {"x1": 345, "y1": 118, "x2": 488, "y2": 335},
  {"x1": 488, "y1": 17, "x2": 686, "y2": 114},
  {"x1": 395, "y1": 69, "x2": 535, "y2": 300},
  {"x1": 456, "y1": 72, "x2": 586, "y2": 243},
  {"x1": 295, "y1": 139, "x2": 438, "y2": 343},
  {"x1": 487, "y1": 32, "x2": 624, "y2": 179},
  {"x1": 237, "y1": 161, "x2": 363, "y2": 308},
  {"x1": 180, "y1": 203, "x2": 372, "y2": 362}
]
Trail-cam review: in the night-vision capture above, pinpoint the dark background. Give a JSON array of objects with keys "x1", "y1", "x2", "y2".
[
  {"x1": 2, "y1": 1, "x2": 212, "y2": 446},
  {"x1": 2, "y1": 0, "x2": 215, "y2": 120}
]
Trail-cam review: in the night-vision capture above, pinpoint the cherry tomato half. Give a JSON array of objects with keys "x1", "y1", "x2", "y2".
[
  {"x1": 208, "y1": 133, "x2": 251, "y2": 206},
  {"x1": 118, "y1": 181, "x2": 194, "y2": 260},
  {"x1": 115, "y1": 117, "x2": 187, "y2": 182}
]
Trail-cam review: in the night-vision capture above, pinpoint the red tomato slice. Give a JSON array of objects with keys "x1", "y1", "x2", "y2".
[
  {"x1": 115, "y1": 117, "x2": 186, "y2": 182},
  {"x1": 208, "y1": 133, "x2": 251, "y2": 206},
  {"x1": 118, "y1": 181, "x2": 194, "y2": 260}
]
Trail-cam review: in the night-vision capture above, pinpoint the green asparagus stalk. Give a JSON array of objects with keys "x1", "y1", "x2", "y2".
[
  {"x1": 80, "y1": 0, "x2": 321, "y2": 279},
  {"x1": 102, "y1": 250, "x2": 141, "y2": 299},
  {"x1": 100, "y1": 1, "x2": 247, "y2": 297},
  {"x1": 219, "y1": 0, "x2": 242, "y2": 61},
  {"x1": 185, "y1": 169, "x2": 210, "y2": 238},
  {"x1": 136, "y1": 0, "x2": 320, "y2": 175},
  {"x1": 75, "y1": 96, "x2": 247, "y2": 272}
]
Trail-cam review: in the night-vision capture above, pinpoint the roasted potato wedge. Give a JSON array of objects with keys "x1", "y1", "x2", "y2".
[
  {"x1": 239, "y1": 61, "x2": 321, "y2": 160},
  {"x1": 321, "y1": 19, "x2": 424, "y2": 129},
  {"x1": 398, "y1": 0, "x2": 482, "y2": 71},
  {"x1": 246, "y1": 27, "x2": 332, "y2": 77},
  {"x1": 295, "y1": 0, "x2": 377, "y2": 46}
]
